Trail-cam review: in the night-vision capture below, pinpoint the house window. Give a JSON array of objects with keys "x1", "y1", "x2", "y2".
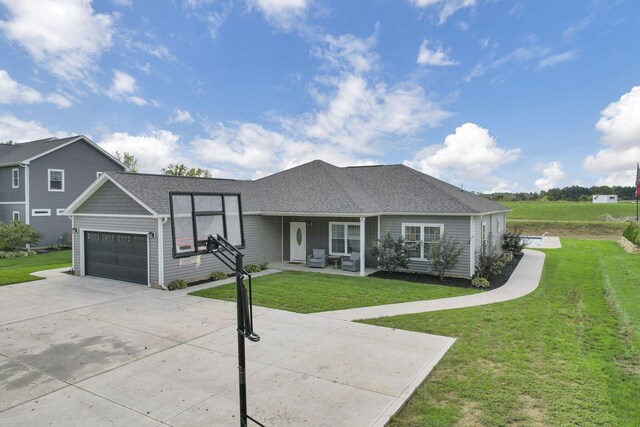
[
  {"x1": 497, "y1": 218, "x2": 502, "y2": 233},
  {"x1": 329, "y1": 222, "x2": 361, "y2": 255},
  {"x1": 12, "y1": 168, "x2": 19, "y2": 188},
  {"x1": 12, "y1": 211, "x2": 19, "y2": 221},
  {"x1": 32, "y1": 209, "x2": 51, "y2": 216},
  {"x1": 48, "y1": 169, "x2": 64, "y2": 191},
  {"x1": 56, "y1": 208, "x2": 66, "y2": 216},
  {"x1": 402, "y1": 223, "x2": 443, "y2": 260}
]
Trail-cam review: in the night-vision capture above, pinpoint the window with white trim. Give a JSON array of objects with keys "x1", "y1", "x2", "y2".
[
  {"x1": 12, "y1": 211, "x2": 19, "y2": 221},
  {"x1": 497, "y1": 217, "x2": 502, "y2": 233},
  {"x1": 32, "y1": 209, "x2": 51, "y2": 216},
  {"x1": 12, "y1": 168, "x2": 19, "y2": 188},
  {"x1": 56, "y1": 208, "x2": 65, "y2": 216},
  {"x1": 48, "y1": 169, "x2": 64, "y2": 191},
  {"x1": 402, "y1": 223, "x2": 443, "y2": 260},
  {"x1": 329, "y1": 222, "x2": 361, "y2": 255}
]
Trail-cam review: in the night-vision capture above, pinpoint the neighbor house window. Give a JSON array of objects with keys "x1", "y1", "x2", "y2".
[
  {"x1": 48, "y1": 169, "x2": 64, "y2": 191},
  {"x1": 402, "y1": 223, "x2": 443, "y2": 260},
  {"x1": 329, "y1": 222, "x2": 361, "y2": 255},
  {"x1": 12, "y1": 211, "x2": 19, "y2": 221},
  {"x1": 31, "y1": 209, "x2": 51, "y2": 216},
  {"x1": 12, "y1": 168, "x2": 19, "y2": 188}
]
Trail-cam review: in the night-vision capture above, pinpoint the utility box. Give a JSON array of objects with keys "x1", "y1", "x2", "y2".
[{"x1": 592, "y1": 194, "x2": 618, "y2": 204}]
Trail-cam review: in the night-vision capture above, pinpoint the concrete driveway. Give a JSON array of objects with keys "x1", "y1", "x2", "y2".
[{"x1": 0, "y1": 270, "x2": 454, "y2": 426}]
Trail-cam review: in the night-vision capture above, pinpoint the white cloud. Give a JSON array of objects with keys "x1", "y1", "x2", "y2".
[
  {"x1": 171, "y1": 109, "x2": 195, "y2": 124},
  {"x1": 405, "y1": 122, "x2": 520, "y2": 184},
  {"x1": 0, "y1": 0, "x2": 114, "y2": 81},
  {"x1": 416, "y1": 40, "x2": 459, "y2": 66},
  {"x1": 247, "y1": 0, "x2": 309, "y2": 30},
  {"x1": 465, "y1": 63, "x2": 484, "y2": 82},
  {"x1": 98, "y1": 130, "x2": 184, "y2": 172},
  {"x1": 0, "y1": 69, "x2": 71, "y2": 108},
  {"x1": 584, "y1": 86, "x2": 640, "y2": 185},
  {"x1": 133, "y1": 42, "x2": 176, "y2": 61},
  {"x1": 110, "y1": 0, "x2": 132, "y2": 6},
  {"x1": 184, "y1": 0, "x2": 233, "y2": 41},
  {"x1": 411, "y1": 0, "x2": 476, "y2": 25},
  {"x1": 534, "y1": 161, "x2": 565, "y2": 191},
  {"x1": 538, "y1": 50, "x2": 578, "y2": 69},
  {"x1": 0, "y1": 114, "x2": 67, "y2": 142},
  {"x1": 106, "y1": 70, "x2": 147, "y2": 106}
]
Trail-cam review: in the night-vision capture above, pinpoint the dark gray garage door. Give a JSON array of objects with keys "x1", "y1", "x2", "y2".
[{"x1": 85, "y1": 231, "x2": 148, "y2": 285}]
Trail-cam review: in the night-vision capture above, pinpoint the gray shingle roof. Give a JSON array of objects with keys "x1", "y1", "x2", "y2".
[
  {"x1": 104, "y1": 160, "x2": 508, "y2": 216},
  {"x1": 0, "y1": 136, "x2": 80, "y2": 166}
]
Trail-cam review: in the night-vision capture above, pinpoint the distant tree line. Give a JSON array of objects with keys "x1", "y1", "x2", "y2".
[{"x1": 485, "y1": 185, "x2": 636, "y2": 202}]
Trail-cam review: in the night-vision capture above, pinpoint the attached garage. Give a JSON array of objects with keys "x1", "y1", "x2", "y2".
[{"x1": 84, "y1": 231, "x2": 148, "y2": 285}]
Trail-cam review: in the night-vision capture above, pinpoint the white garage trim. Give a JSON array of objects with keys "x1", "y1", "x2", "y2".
[{"x1": 80, "y1": 228, "x2": 151, "y2": 287}]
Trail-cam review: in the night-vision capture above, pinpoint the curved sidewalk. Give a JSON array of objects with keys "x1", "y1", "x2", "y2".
[{"x1": 315, "y1": 249, "x2": 546, "y2": 321}]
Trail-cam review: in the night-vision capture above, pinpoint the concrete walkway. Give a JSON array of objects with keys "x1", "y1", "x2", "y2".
[{"x1": 316, "y1": 249, "x2": 546, "y2": 321}]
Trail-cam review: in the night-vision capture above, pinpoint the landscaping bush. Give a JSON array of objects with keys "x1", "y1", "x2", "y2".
[
  {"x1": 427, "y1": 233, "x2": 464, "y2": 280},
  {"x1": 210, "y1": 271, "x2": 229, "y2": 281},
  {"x1": 475, "y1": 251, "x2": 507, "y2": 280},
  {"x1": 502, "y1": 227, "x2": 526, "y2": 254},
  {"x1": 0, "y1": 250, "x2": 37, "y2": 259},
  {"x1": 370, "y1": 232, "x2": 415, "y2": 272},
  {"x1": 0, "y1": 221, "x2": 41, "y2": 250},
  {"x1": 244, "y1": 264, "x2": 262, "y2": 273},
  {"x1": 622, "y1": 222, "x2": 640, "y2": 246},
  {"x1": 471, "y1": 277, "x2": 491, "y2": 288},
  {"x1": 260, "y1": 260, "x2": 269, "y2": 270},
  {"x1": 167, "y1": 279, "x2": 188, "y2": 290}
]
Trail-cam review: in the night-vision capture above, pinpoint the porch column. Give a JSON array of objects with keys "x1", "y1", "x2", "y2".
[{"x1": 359, "y1": 216, "x2": 366, "y2": 276}]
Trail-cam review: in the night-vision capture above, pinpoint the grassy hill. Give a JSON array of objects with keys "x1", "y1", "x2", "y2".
[{"x1": 501, "y1": 201, "x2": 637, "y2": 239}]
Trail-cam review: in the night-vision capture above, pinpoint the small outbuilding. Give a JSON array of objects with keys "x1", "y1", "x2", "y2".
[{"x1": 592, "y1": 195, "x2": 618, "y2": 204}]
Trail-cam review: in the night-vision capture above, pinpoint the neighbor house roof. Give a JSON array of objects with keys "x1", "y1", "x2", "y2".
[
  {"x1": 0, "y1": 135, "x2": 125, "y2": 168},
  {"x1": 67, "y1": 160, "x2": 509, "y2": 217}
]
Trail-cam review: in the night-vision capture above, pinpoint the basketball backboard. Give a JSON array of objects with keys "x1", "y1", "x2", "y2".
[{"x1": 169, "y1": 192, "x2": 244, "y2": 258}]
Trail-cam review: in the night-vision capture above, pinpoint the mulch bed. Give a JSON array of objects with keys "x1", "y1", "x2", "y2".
[{"x1": 369, "y1": 252, "x2": 523, "y2": 291}]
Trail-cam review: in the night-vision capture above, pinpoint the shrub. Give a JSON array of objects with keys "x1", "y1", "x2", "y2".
[
  {"x1": 623, "y1": 222, "x2": 640, "y2": 246},
  {"x1": 370, "y1": 232, "x2": 415, "y2": 272},
  {"x1": 167, "y1": 279, "x2": 188, "y2": 290},
  {"x1": 210, "y1": 271, "x2": 229, "y2": 281},
  {"x1": 244, "y1": 264, "x2": 262, "y2": 273},
  {"x1": 427, "y1": 233, "x2": 465, "y2": 280},
  {"x1": 475, "y1": 251, "x2": 507, "y2": 280},
  {"x1": 0, "y1": 250, "x2": 37, "y2": 259},
  {"x1": 0, "y1": 221, "x2": 41, "y2": 250},
  {"x1": 259, "y1": 260, "x2": 269, "y2": 270},
  {"x1": 471, "y1": 277, "x2": 491, "y2": 288},
  {"x1": 502, "y1": 227, "x2": 526, "y2": 254}
]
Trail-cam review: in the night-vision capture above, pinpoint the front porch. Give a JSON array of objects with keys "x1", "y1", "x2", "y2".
[{"x1": 268, "y1": 260, "x2": 377, "y2": 276}]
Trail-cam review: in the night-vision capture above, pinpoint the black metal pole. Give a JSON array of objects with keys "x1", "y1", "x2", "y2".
[{"x1": 235, "y1": 251, "x2": 248, "y2": 427}]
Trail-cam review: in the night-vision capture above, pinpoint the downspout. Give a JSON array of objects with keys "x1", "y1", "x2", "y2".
[
  {"x1": 359, "y1": 216, "x2": 366, "y2": 276},
  {"x1": 158, "y1": 217, "x2": 168, "y2": 290}
]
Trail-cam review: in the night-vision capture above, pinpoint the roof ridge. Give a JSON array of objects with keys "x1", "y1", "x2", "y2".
[
  {"x1": 313, "y1": 161, "x2": 366, "y2": 212},
  {"x1": 111, "y1": 170, "x2": 251, "y2": 182},
  {"x1": 401, "y1": 165, "x2": 479, "y2": 212}
]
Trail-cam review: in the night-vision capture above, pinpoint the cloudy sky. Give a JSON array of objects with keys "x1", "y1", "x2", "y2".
[{"x1": 0, "y1": 0, "x2": 639, "y2": 192}]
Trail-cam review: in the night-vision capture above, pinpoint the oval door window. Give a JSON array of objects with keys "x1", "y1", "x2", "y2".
[{"x1": 296, "y1": 228, "x2": 303, "y2": 245}]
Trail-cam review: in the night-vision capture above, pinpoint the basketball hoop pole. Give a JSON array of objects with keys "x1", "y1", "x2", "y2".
[{"x1": 234, "y1": 250, "x2": 249, "y2": 426}]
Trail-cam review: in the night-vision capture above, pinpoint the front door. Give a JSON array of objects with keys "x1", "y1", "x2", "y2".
[{"x1": 290, "y1": 222, "x2": 307, "y2": 262}]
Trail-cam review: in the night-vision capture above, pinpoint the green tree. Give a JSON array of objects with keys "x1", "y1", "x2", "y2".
[
  {"x1": 0, "y1": 221, "x2": 41, "y2": 250},
  {"x1": 370, "y1": 232, "x2": 415, "y2": 272},
  {"x1": 427, "y1": 233, "x2": 465, "y2": 280},
  {"x1": 162, "y1": 163, "x2": 212, "y2": 178},
  {"x1": 115, "y1": 151, "x2": 139, "y2": 173}
]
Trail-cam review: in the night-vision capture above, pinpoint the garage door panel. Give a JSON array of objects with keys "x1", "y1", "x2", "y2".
[{"x1": 85, "y1": 232, "x2": 148, "y2": 285}]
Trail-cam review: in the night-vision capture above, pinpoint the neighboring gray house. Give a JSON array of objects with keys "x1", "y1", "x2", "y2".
[
  {"x1": 0, "y1": 136, "x2": 126, "y2": 246},
  {"x1": 64, "y1": 160, "x2": 509, "y2": 288}
]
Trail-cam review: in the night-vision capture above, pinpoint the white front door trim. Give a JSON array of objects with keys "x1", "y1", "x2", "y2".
[{"x1": 290, "y1": 221, "x2": 307, "y2": 263}]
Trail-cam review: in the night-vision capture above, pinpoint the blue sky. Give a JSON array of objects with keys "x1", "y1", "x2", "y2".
[{"x1": 1, "y1": 0, "x2": 639, "y2": 192}]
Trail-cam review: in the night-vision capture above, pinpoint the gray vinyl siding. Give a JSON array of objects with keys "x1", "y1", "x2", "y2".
[
  {"x1": 0, "y1": 166, "x2": 25, "y2": 206},
  {"x1": 72, "y1": 215, "x2": 159, "y2": 285},
  {"x1": 476, "y1": 213, "x2": 503, "y2": 255},
  {"x1": 75, "y1": 181, "x2": 150, "y2": 215},
  {"x1": 162, "y1": 215, "x2": 282, "y2": 285},
  {"x1": 379, "y1": 215, "x2": 472, "y2": 278},
  {"x1": 0, "y1": 204, "x2": 24, "y2": 223},
  {"x1": 28, "y1": 140, "x2": 124, "y2": 245},
  {"x1": 364, "y1": 216, "x2": 378, "y2": 268}
]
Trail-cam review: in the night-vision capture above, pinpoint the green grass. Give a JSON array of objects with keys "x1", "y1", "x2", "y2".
[
  {"x1": 0, "y1": 250, "x2": 72, "y2": 286},
  {"x1": 507, "y1": 220, "x2": 627, "y2": 239},
  {"x1": 503, "y1": 201, "x2": 636, "y2": 221},
  {"x1": 191, "y1": 271, "x2": 479, "y2": 313},
  {"x1": 362, "y1": 240, "x2": 640, "y2": 426}
]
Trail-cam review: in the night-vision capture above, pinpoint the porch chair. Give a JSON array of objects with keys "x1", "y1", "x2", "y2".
[
  {"x1": 307, "y1": 248, "x2": 328, "y2": 268},
  {"x1": 341, "y1": 251, "x2": 361, "y2": 272}
]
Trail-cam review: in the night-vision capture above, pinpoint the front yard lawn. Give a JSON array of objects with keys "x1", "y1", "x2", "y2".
[
  {"x1": 0, "y1": 250, "x2": 72, "y2": 286},
  {"x1": 191, "y1": 270, "x2": 480, "y2": 313},
  {"x1": 363, "y1": 240, "x2": 640, "y2": 426}
]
